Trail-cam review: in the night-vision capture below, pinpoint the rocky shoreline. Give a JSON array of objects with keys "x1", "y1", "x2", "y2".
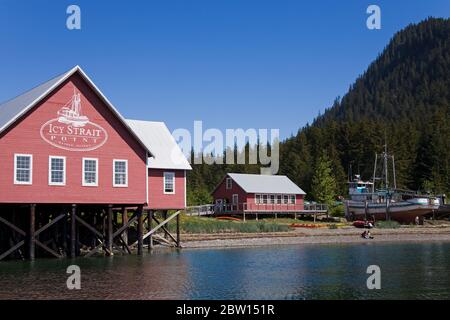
[{"x1": 181, "y1": 226, "x2": 450, "y2": 249}]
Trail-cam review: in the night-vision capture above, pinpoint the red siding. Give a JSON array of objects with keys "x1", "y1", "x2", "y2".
[
  {"x1": 212, "y1": 176, "x2": 247, "y2": 205},
  {"x1": 245, "y1": 194, "x2": 305, "y2": 211},
  {"x1": 147, "y1": 169, "x2": 186, "y2": 210},
  {"x1": 0, "y1": 73, "x2": 148, "y2": 204},
  {"x1": 212, "y1": 175, "x2": 305, "y2": 211}
]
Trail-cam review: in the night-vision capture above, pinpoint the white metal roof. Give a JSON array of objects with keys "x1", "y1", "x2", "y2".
[
  {"x1": 227, "y1": 173, "x2": 306, "y2": 194},
  {"x1": 0, "y1": 66, "x2": 153, "y2": 156},
  {"x1": 126, "y1": 119, "x2": 192, "y2": 170}
]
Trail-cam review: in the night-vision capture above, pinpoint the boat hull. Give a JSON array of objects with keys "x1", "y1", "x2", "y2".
[{"x1": 344, "y1": 201, "x2": 439, "y2": 223}]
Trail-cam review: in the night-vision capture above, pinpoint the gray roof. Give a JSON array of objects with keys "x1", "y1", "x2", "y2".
[
  {"x1": 228, "y1": 173, "x2": 306, "y2": 194},
  {"x1": 0, "y1": 66, "x2": 152, "y2": 155},
  {"x1": 0, "y1": 70, "x2": 71, "y2": 133},
  {"x1": 126, "y1": 119, "x2": 192, "y2": 170}
]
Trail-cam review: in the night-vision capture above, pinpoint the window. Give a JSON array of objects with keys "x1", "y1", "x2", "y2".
[
  {"x1": 276, "y1": 195, "x2": 282, "y2": 204},
  {"x1": 113, "y1": 160, "x2": 128, "y2": 187},
  {"x1": 255, "y1": 194, "x2": 261, "y2": 204},
  {"x1": 49, "y1": 156, "x2": 66, "y2": 185},
  {"x1": 164, "y1": 172, "x2": 175, "y2": 194},
  {"x1": 290, "y1": 195, "x2": 296, "y2": 204},
  {"x1": 269, "y1": 194, "x2": 275, "y2": 204},
  {"x1": 14, "y1": 154, "x2": 32, "y2": 185},
  {"x1": 226, "y1": 177, "x2": 232, "y2": 189},
  {"x1": 262, "y1": 194, "x2": 268, "y2": 204},
  {"x1": 232, "y1": 194, "x2": 239, "y2": 205},
  {"x1": 82, "y1": 158, "x2": 98, "y2": 186},
  {"x1": 283, "y1": 195, "x2": 289, "y2": 204}
]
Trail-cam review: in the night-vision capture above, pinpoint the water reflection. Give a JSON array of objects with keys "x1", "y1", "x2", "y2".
[{"x1": 1, "y1": 242, "x2": 450, "y2": 299}]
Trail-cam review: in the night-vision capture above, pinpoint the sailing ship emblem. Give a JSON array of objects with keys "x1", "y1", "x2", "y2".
[
  {"x1": 40, "y1": 88, "x2": 108, "y2": 151},
  {"x1": 57, "y1": 90, "x2": 89, "y2": 127}
]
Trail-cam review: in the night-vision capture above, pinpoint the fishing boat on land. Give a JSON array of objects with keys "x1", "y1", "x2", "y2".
[
  {"x1": 344, "y1": 146, "x2": 440, "y2": 223},
  {"x1": 57, "y1": 90, "x2": 89, "y2": 127}
]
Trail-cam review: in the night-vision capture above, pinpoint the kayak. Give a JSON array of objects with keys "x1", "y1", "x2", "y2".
[
  {"x1": 290, "y1": 223, "x2": 326, "y2": 228},
  {"x1": 353, "y1": 220, "x2": 374, "y2": 228},
  {"x1": 216, "y1": 216, "x2": 241, "y2": 221}
]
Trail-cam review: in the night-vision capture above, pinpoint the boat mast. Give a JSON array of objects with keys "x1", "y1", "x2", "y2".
[
  {"x1": 372, "y1": 153, "x2": 377, "y2": 193},
  {"x1": 384, "y1": 143, "x2": 389, "y2": 190},
  {"x1": 392, "y1": 155, "x2": 397, "y2": 189}
]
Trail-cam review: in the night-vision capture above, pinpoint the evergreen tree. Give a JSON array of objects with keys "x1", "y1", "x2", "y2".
[{"x1": 311, "y1": 154, "x2": 338, "y2": 206}]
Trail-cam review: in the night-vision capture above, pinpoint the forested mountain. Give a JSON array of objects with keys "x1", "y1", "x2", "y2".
[{"x1": 187, "y1": 17, "x2": 450, "y2": 205}]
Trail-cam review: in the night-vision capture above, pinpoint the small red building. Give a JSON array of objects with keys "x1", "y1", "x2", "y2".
[
  {"x1": 127, "y1": 120, "x2": 191, "y2": 210},
  {"x1": 0, "y1": 66, "x2": 191, "y2": 260},
  {"x1": 212, "y1": 173, "x2": 306, "y2": 214}
]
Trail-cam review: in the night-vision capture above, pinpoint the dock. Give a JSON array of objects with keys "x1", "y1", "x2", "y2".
[{"x1": 185, "y1": 202, "x2": 328, "y2": 221}]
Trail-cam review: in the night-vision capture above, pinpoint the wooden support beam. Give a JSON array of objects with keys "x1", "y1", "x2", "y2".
[
  {"x1": 112, "y1": 214, "x2": 137, "y2": 238},
  {"x1": 35, "y1": 214, "x2": 66, "y2": 237},
  {"x1": 29, "y1": 204, "x2": 36, "y2": 260},
  {"x1": 75, "y1": 215, "x2": 103, "y2": 238},
  {"x1": 0, "y1": 240, "x2": 25, "y2": 261},
  {"x1": 137, "y1": 206, "x2": 144, "y2": 255},
  {"x1": 148, "y1": 210, "x2": 153, "y2": 252},
  {"x1": 84, "y1": 236, "x2": 111, "y2": 258},
  {"x1": 35, "y1": 239, "x2": 63, "y2": 258},
  {"x1": 148, "y1": 216, "x2": 178, "y2": 244},
  {"x1": 163, "y1": 211, "x2": 168, "y2": 239},
  {"x1": 131, "y1": 211, "x2": 180, "y2": 246},
  {"x1": 107, "y1": 205, "x2": 113, "y2": 255},
  {"x1": 0, "y1": 216, "x2": 26, "y2": 236},
  {"x1": 0, "y1": 215, "x2": 26, "y2": 261},
  {"x1": 176, "y1": 211, "x2": 181, "y2": 248},
  {"x1": 70, "y1": 204, "x2": 77, "y2": 258},
  {"x1": 122, "y1": 207, "x2": 128, "y2": 247}
]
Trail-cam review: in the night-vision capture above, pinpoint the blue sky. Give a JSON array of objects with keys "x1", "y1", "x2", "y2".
[{"x1": 0, "y1": 0, "x2": 449, "y2": 140}]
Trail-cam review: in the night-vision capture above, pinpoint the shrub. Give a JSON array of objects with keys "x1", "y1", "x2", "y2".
[
  {"x1": 330, "y1": 204, "x2": 345, "y2": 217},
  {"x1": 375, "y1": 220, "x2": 401, "y2": 229}
]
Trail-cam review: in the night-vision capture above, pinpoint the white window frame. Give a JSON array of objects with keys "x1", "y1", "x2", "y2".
[
  {"x1": 283, "y1": 195, "x2": 289, "y2": 204},
  {"x1": 113, "y1": 159, "x2": 128, "y2": 187},
  {"x1": 290, "y1": 195, "x2": 296, "y2": 204},
  {"x1": 82, "y1": 158, "x2": 99, "y2": 187},
  {"x1": 276, "y1": 194, "x2": 282, "y2": 204},
  {"x1": 48, "y1": 156, "x2": 66, "y2": 186},
  {"x1": 232, "y1": 194, "x2": 239, "y2": 205},
  {"x1": 226, "y1": 177, "x2": 232, "y2": 189},
  {"x1": 163, "y1": 172, "x2": 175, "y2": 194},
  {"x1": 14, "y1": 154, "x2": 33, "y2": 185},
  {"x1": 255, "y1": 194, "x2": 261, "y2": 204},
  {"x1": 269, "y1": 194, "x2": 275, "y2": 204},
  {"x1": 262, "y1": 194, "x2": 268, "y2": 204}
]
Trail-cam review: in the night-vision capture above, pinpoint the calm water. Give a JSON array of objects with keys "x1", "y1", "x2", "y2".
[{"x1": 1, "y1": 242, "x2": 450, "y2": 299}]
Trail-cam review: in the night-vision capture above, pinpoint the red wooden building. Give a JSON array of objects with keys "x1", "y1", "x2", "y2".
[
  {"x1": 0, "y1": 66, "x2": 191, "y2": 260},
  {"x1": 212, "y1": 173, "x2": 306, "y2": 215}
]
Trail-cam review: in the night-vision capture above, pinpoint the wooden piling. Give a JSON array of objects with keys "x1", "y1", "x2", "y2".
[
  {"x1": 176, "y1": 212, "x2": 180, "y2": 248},
  {"x1": 122, "y1": 207, "x2": 128, "y2": 247},
  {"x1": 163, "y1": 210, "x2": 168, "y2": 240},
  {"x1": 137, "y1": 206, "x2": 143, "y2": 255},
  {"x1": 148, "y1": 210, "x2": 153, "y2": 251},
  {"x1": 29, "y1": 204, "x2": 36, "y2": 260},
  {"x1": 70, "y1": 204, "x2": 76, "y2": 258},
  {"x1": 107, "y1": 205, "x2": 113, "y2": 255}
]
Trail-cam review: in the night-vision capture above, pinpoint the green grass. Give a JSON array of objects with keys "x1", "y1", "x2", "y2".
[
  {"x1": 165, "y1": 214, "x2": 290, "y2": 234},
  {"x1": 375, "y1": 220, "x2": 401, "y2": 229}
]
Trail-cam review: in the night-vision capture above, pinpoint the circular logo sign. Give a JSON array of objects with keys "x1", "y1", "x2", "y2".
[
  {"x1": 40, "y1": 119, "x2": 108, "y2": 151},
  {"x1": 40, "y1": 91, "x2": 108, "y2": 151}
]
